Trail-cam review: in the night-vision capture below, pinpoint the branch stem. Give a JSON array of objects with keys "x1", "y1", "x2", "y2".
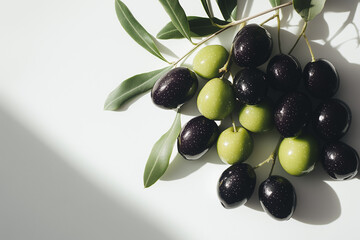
[
  {"x1": 253, "y1": 136, "x2": 283, "y2": 177},
  {"x1": 303, "y1": 33, "x2": 316, "y2": 62},
  {"x1": 288, "y1": 21, "x2": 307, "y2": 55},
  {"x1": 173, "y1": 1, "x2": 293, "y2": 66}
]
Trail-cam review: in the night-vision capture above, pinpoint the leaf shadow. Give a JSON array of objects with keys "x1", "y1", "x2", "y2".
[
  {"x1": 161, "y1": 147, "x2": 224, "y2": 181},
  {"x1": 310, "y1": 0, "x2": 360, "y2": 44}
]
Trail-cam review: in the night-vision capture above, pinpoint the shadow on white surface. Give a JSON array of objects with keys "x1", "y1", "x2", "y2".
[{"x1": 0, "y1": 107, "x2": 172, "y2": 240}]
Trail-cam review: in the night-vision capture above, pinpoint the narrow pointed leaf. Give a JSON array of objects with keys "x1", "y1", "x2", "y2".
[
  {"x1": 144, "y1": 112, "x2": 181, "y2": 188},
  {"x1": 104, "y1": 66, "x2": 172, "y2": 111},
  {"x1": 216, "y1": 0, "x2": 238, "y2": 21},
  {"x1": 201, "y1": 0, "x2": 213, "y2": 19},
  {"x1": 293, "y1": 0, "x2": 326, "y2": 22},
  {"x1": 157, "y1": 16, "x2": 228, "y2": 39},
  {"x1": 115, "y1": 0, "x2": 168, "y2": 62},
  {"x1": 269, "y1": 0, "x2": 281, "y2": 7},
  {"x1": 158, "y1": 0, "x2": 193, "y2": 42},
  {"x1": 230, "y1": 6, "x2": 238, "y2": 21}
]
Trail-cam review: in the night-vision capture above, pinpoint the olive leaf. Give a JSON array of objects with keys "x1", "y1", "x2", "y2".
[
  {"x1": 104, "y1": 66, "x2": 173, "y2": 111},
  {"x1": 230, "y1": 6, "x2": 238, "y2": 21},
  {"x1": 144, "y1": 112, "x2": 181, "y2": 188},
  {"x1": 201, "y1": 0, "x2": 213, "y2": 19},
  {"x1": 293, "y1": 0, "x2": 326, "y2": 22},
  {"x1": 269, "y1": 0, "x2": 281, "y2": 7},
  {"x1": 115, "y1": 0, "x2": 168, "y2": 63},
  {"x1": 216, "y1": 0, "x2": 238, "y2": 22},
  {"x1": 157, "y1": 16, "x2": 228, "y2": 39},
  {"x1": 158, "y1": 0, "x2": 193, "y2": 43}
]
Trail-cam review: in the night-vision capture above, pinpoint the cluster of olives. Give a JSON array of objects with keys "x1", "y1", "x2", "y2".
[{"x1": 150, "y1": 23, "x2": 359, "y2": 220}]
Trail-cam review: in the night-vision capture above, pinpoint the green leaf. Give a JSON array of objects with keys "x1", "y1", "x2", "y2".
[
  {"x1": 144, "y1": 112, "x2": 181, "y2": 188},
  {"x1": 104, "y1": 66, "x2": 172, "y2": 111},
  {"x1": 158, "y1": 0, "x2": 193, "y2": 43},
  {"x1": 115, "y1": 0, "x2": 168, "y2": 62},
  {"x1": 230, "y1": 5, "x2": 238, "y2": 21},
  {"x1": 201, "y1": 0, "x2": 213, "y2": 19},
  {"x1": 157, "y1": 16, "x2": 228, "y2": 39},
  {"x1": 216, "y1": 0, "x2": 238, "y2": 21},
  {"x1": 269, "y1": 0, "x2": 281, "y2": 7},
  {"x1": 293, "y1": 0, "x2": 326, "y2": 22}
]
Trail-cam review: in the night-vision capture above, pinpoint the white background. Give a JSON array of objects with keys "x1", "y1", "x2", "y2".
[{"x1": 1, "y1": 0, "x2": 360, "y2": 239}]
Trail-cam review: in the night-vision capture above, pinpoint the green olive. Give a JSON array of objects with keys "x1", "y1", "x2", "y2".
[
  {"x1": 278, "y1": 134, "x2": 318, "y2": 176},
  {"x1": 239, "y1": 99, "x2": 273, "y2": 133},
  {"x1": 193, "y1": 45, "x2": 229, "y2": 79},
  {"x1": 217, "y1": 127, "x2": 253, "y2": 165},
  {"x1": 197, "y1": 78, "x2": 235, "y2": 120}
]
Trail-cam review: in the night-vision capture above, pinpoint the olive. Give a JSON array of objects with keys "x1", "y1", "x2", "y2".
[
  {"x1": 322, "y1": 141, "x2": 359, "y2": 180},
  {"x1": 303, "y1": 59, "x2": 339, "y2": 99},
  {"x1": 151, "y1": 67, "x2": 198, "y2": 109},
  {"x1": 266, "y1": 54, "x2": 302, "y2": 92},
  {"x1": 217, "y1": 163, "x2": 256, "y2": 208},
  {"x1": 232, "y1": 24, "x2": 273, "y2": 67},
  {"x1": 259, "y1": 175, "x2": 296, "y2": 220},
  {"x1": 274, "y1": 92, "x2": 312, "y2": 138},
  {"x1": 177, "y1": 116, "x2": 219, "y2": 160},
  {"x1": 193, "y1": 45, "x2": 229, "y2": 80},
  {"x1": 312, "y1": 99, "x2": 351, "y2": 141},
  {"x1": 197, "y1": 78, "x2": 235, "y2": 120},
  {"x1": 233, "y1": 67, "x2": 268, "y2": 105}
]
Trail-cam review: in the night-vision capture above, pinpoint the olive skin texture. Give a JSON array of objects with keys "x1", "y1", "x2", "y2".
[
  {"x1": 259, "y1": 176, "x2": 296, "y2": 220},
  {"x1": 278, "y1": 134, "x2": 318, "y2": 176},
  {"x1": 197, "y1": 78, "x2": 235, "y2": 120},
  {"x1": 193, "y1": 45, "x2": 229, "y2": 80},
  {"x1": 239, "y1": 99, "x2": 274, "y2": 133},
  {"x1": 312, "y1": 99, "x2": 351, "y2": 141},
  {"x1": 233, "y1": 68, "x2": 268, "y2": 105},
  {"x1": 266, "y1": 54, "x2": 302, "y2": 92},
  {"x1": 232, "y1": 24, "x2": 273, "y2": 67},
  {"x1": 217, "y1": 127, "x2": 253, "y2": 165},
  {"x1": 303, "y1": 59, "x2": 339, "y2": 99},
  {"x1": 151, "y1": 67, "x2": 198, "y2": 109},
  {"x1": 177, "y1": 116, "x2": 219, "y2": 160},
  {"x1": 218, "y1": 163, "x2": 256, "y2": 208},
  {"x1": 321, "y1": 141, "x2": 359, "y2": 180},
  {"x1": 274, "y1": 92, "x2": 312, "y2": 138}
]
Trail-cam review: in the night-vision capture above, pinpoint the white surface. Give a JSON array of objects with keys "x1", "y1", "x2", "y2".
[{"x1": 1, "y1": 0, "x2": 360, "y2": 239}]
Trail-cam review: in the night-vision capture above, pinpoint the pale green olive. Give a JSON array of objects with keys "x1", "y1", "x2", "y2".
[
  {"x1": 197, "y1": 78, "x2": 235, "y2": 120},
  {"x1": 217, "y1": 126, "x2": 253, "y2": 165},
  {"x1": 239, "y1": 99, "x2": 273, "y2": 133},
  {"x1": 278, "y1": 134, "x2": 319, "y2": 176},
  {"x1": 193, "y1": 45, "x2": 229, "y2": 79}
]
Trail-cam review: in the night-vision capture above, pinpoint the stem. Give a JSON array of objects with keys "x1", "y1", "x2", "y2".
[
  {"x1": 230, "y1": 115, "x2": 237, "y2": 132},
  {"x1": 276, "y1": 13, "x2": 282, "y2": 54},
  {"x1": 172, "y1": 1, "x2": 293, "y2": 66},
  {"x1": 303, "y1": 33, "x2": 316, "y2": 62},
  {"x1": 288, "y1": 21, "x2": 307, "y2": 55},
  {"x1": 253, "y1": 136, "x2": 283, "y2": 176},
  {"x1": 219, "y1": 44, "x2": 234, "y2": 74},
  {"x1": 260, "y1": 14, "x2": 277, "y2": 26}
]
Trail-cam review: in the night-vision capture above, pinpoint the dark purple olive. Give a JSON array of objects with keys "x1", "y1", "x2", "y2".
[
  {"x1": 217, "y1": 163, "x2": 256, "y2": 208},
  {"x1": 259, "y1": 175, "x2": 296, "y2": 220},
  {"x1": 322, "y1": 141, "x2": 359, "y2": 180},
  {"x1": 177, "y1": 116, "x2": 219, "y2": 160},
  {"x1": 232, "y1": 24, "x2": 273, "y2": 67},
  {"x1": 274, "y1": 92, "x2": 312, "y2": 138},
  {"x1": 266, "y1": 54, "x2": 302, "y2": 92},
  {"x1": 303, "y1": 59, "x2": 339, "y2": 99},
  {"x1": 151, "y1": 67, "x2": 198, "y2": 109},
  {"x1": 312, "y1": 99, "x2": 351, "y2": 141},
  {"x1": 233, "y1": 68, "x2": 268, "y2": 105}
]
